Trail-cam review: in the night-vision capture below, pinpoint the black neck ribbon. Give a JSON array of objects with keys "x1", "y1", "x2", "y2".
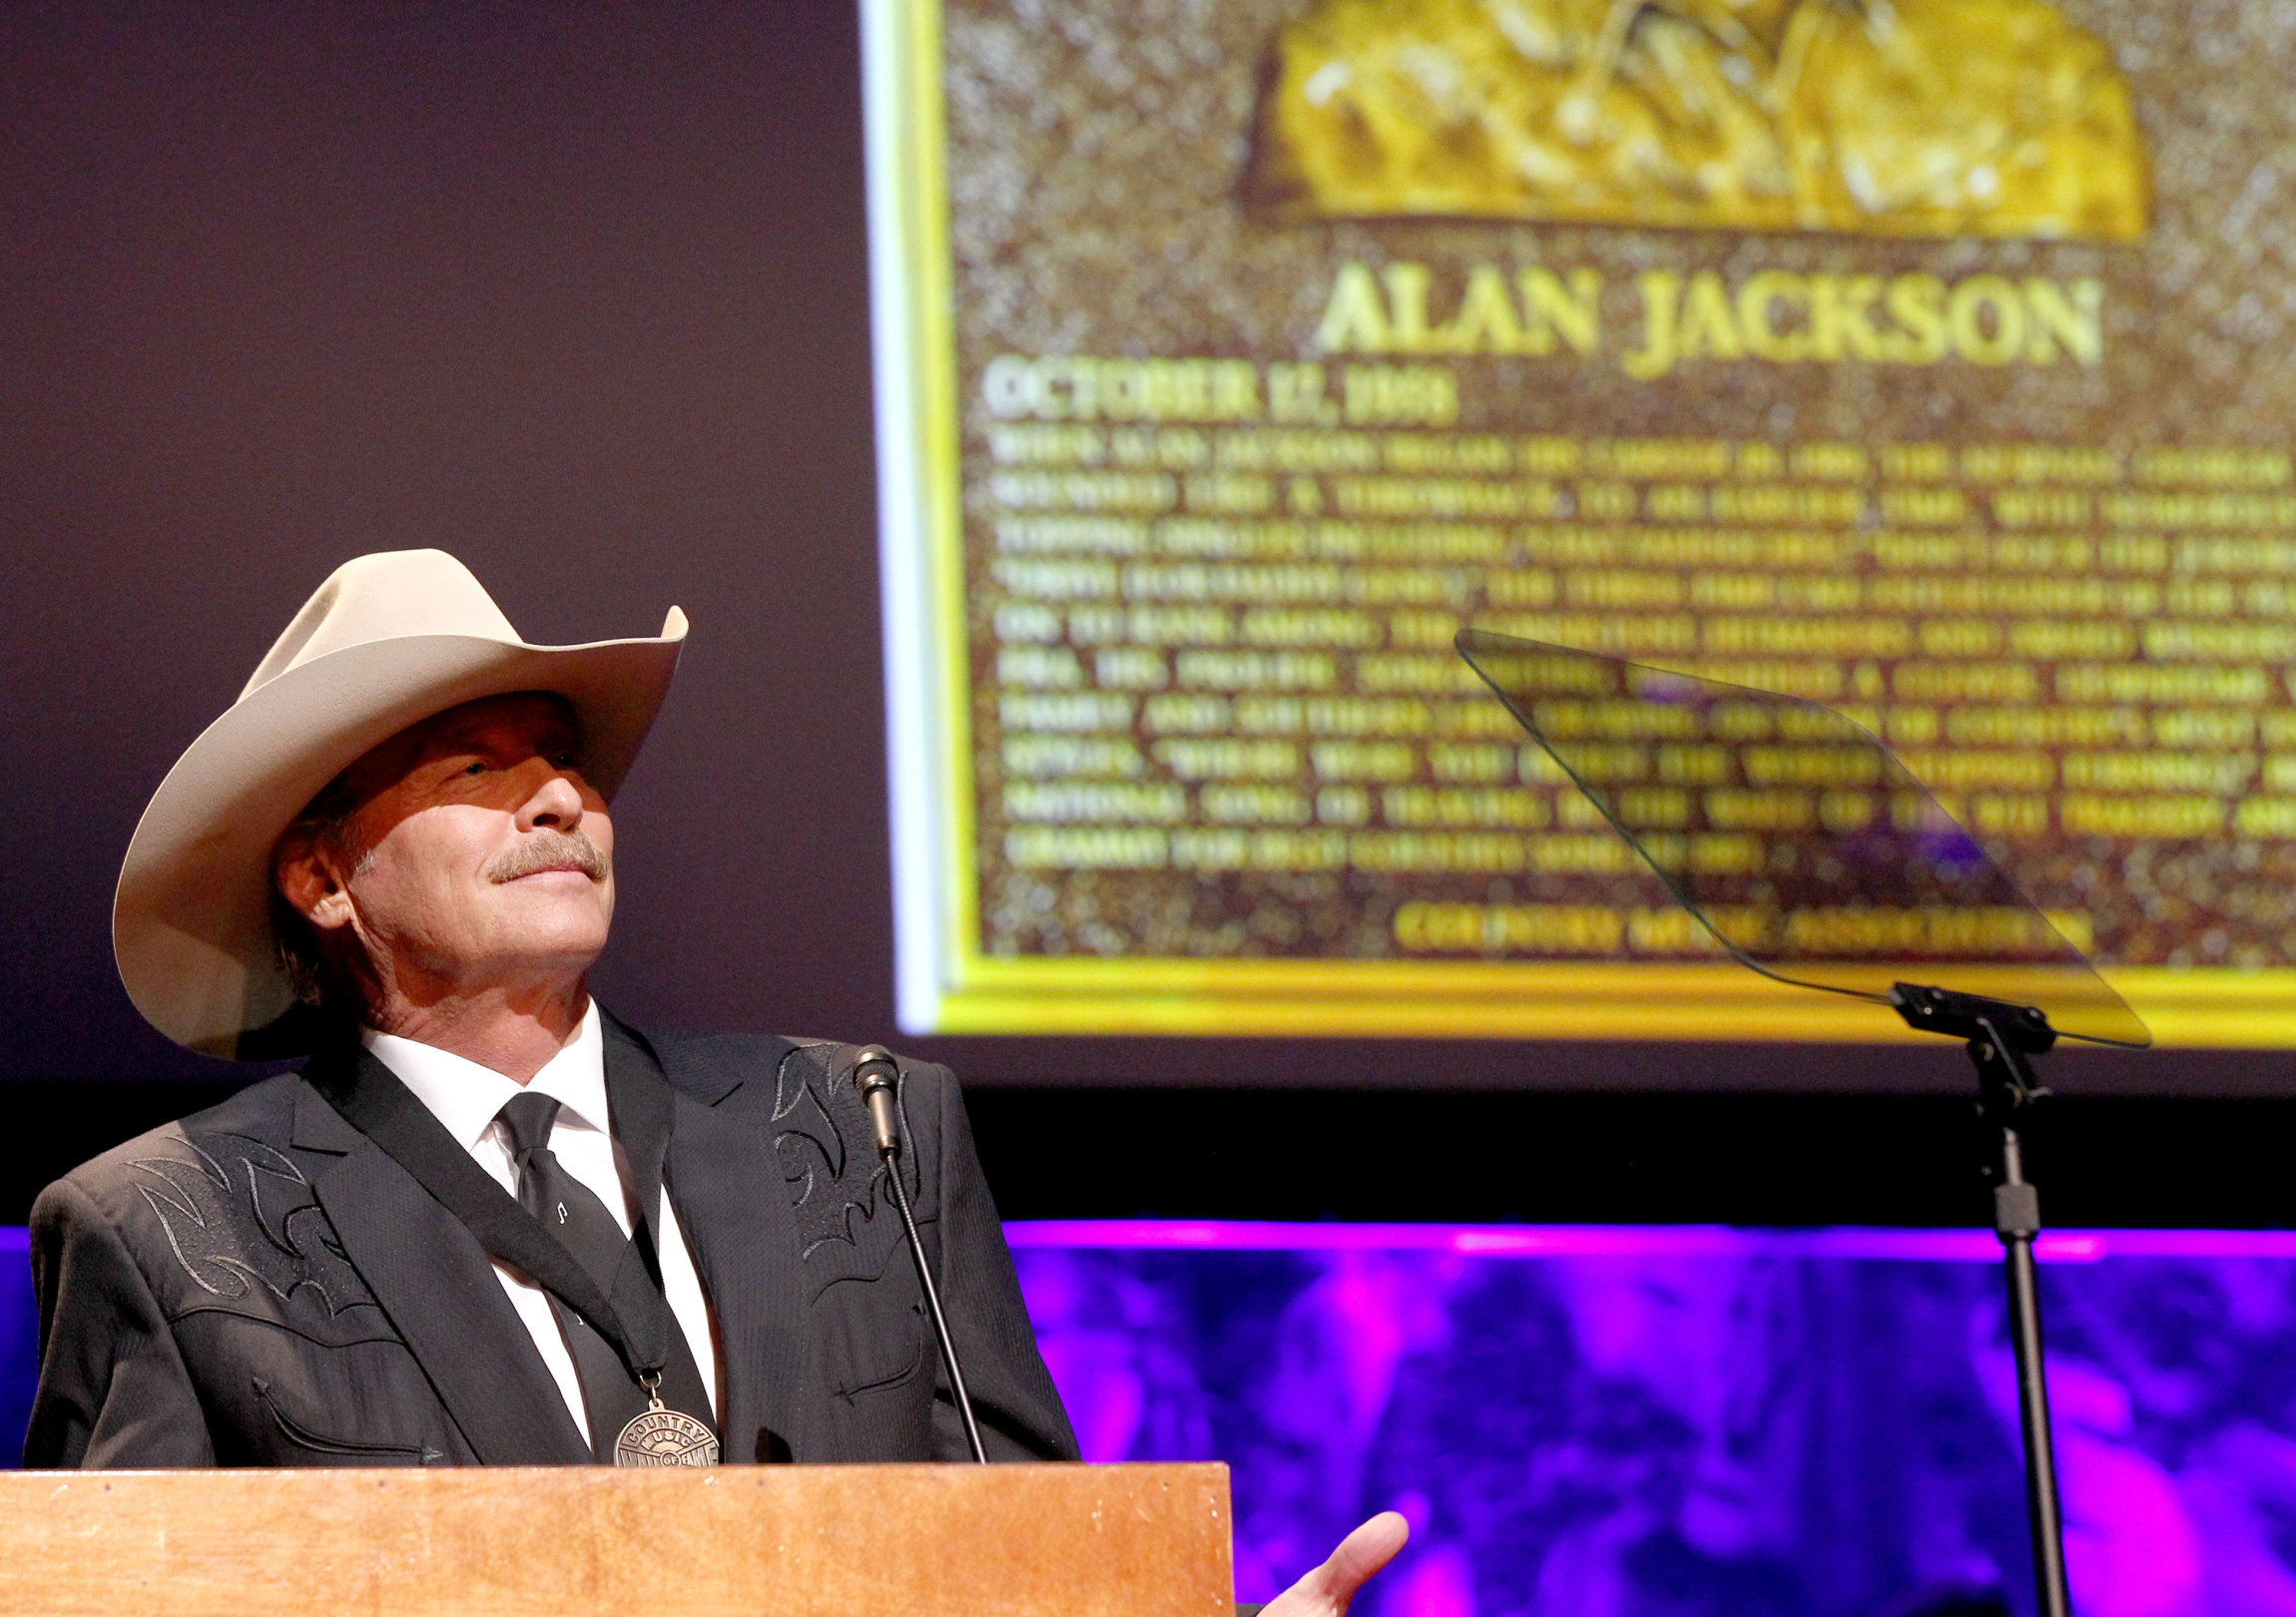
[{"x1": 307, "y1": 1035, "x2": 679, "y2": 1387}]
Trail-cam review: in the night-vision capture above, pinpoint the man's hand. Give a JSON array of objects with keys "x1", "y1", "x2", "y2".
[{"x1": 1260, "y1": 1511, "x2": 1411, "y2": 1617}]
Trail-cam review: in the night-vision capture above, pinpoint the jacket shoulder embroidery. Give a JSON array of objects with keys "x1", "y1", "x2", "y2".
[
  {"x1": 770, "y1": 1042, "x2": 921, "y2": 1281},
  {"x1": 126, "y1": 1132, "x2": 392, "y2": 1346}
]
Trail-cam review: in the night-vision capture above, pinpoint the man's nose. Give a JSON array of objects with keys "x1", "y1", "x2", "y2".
[{"x1": 516, "y1": 770, "x2": 586, "y2": 831}]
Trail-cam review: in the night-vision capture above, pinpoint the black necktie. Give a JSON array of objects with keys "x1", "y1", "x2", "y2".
[{"x1": 496, "y1": 1090, "x2": 716, "y2": 1457}]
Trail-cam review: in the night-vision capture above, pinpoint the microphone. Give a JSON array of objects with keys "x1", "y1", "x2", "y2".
[
  {"x1": 848, "y1": 1044, "x2": 987, "y2": 1464},
  {"x1": 853, "y1": 1044, "x2": 902, "y2": 1158}
]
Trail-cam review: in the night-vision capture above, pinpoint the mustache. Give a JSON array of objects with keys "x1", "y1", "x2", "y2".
[{"x1": 487, "y1": 828, "x2": 608, "y2": 884}]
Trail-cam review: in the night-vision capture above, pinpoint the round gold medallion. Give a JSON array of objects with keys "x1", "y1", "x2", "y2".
[{"x1": 614, "y1": 1408, "x2": 721, "y2": 1466}]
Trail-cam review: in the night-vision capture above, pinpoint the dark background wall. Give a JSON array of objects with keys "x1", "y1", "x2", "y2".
[
  {"x1": 1, "y1": 1, "x2": 2289, "y2": 1223},
  {"x1": 1, "y1": 2, "x2": 887, "y2": 1083}
]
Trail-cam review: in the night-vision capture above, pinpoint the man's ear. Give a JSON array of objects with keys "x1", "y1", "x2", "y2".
[{"x1": 275, "y1": 825, "x2": 357, "y2": 933}]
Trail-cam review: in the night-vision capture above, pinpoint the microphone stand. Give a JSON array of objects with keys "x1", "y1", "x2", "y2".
[
  {"x1": 1893, "y1": 984, "x2": 2068, "y2": 1617},
  {"x1": 853, "y1": 1046, "x2": 989, "y2": 1464}
]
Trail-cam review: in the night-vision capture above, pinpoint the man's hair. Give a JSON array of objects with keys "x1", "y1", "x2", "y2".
[{"x1": 271, "y1": 779, "x2": 365, "y2": 1017}]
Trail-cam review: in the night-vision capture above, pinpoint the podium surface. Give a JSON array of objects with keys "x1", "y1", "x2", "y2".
[{"x1": 0, "y1": 1461, "x2": 1234, "y2": 1616}]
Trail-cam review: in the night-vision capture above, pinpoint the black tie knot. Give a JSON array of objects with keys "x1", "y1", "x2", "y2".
[{"x1": 498, "y1": 1090, "x2": 563, "y2": 1161}]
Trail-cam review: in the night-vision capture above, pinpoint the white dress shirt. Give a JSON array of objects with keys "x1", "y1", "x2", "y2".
[{"x1": 362, "y1": 1003, "x2": 721, "y2": 1435}]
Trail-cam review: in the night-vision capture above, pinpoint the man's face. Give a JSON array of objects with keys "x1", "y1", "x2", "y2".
[{"x1": 276, "y1": 693, "x2": 614, "y2": 1009}]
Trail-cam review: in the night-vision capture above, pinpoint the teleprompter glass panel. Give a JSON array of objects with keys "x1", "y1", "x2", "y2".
[{"x1": 1455, "y1": 629, "x2": 2151, "y2": 1048}]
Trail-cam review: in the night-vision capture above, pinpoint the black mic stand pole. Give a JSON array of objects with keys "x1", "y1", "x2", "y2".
[
  {"x1": 1894, "y1": 984, "x2": 2069, "y2": 1617},
  {"x1": 853, "y1": 1046, "x2": 989, "y2": 1464}
]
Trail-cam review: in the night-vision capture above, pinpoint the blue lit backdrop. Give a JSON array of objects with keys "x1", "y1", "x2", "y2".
[{"x1": 5, "y1": 1222, "x2": 2294, "y2": 1617}]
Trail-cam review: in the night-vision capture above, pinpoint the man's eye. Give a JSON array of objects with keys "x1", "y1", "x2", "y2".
[
  {"x1": 553, "y1": 753, "x2": 579, "y2": 769},
  {"x1": 462, "y1": 762, "x2": 487, "y2": 777}
]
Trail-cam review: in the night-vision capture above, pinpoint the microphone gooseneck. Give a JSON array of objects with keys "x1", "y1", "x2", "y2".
[{"x1": 851, "y1": 1045, "x2": 988, "y2": 1464}]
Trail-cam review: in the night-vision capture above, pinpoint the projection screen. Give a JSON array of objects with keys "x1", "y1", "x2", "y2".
[{"x1": 862, "y1": 0, "x2": 2296, "y2": 1045}]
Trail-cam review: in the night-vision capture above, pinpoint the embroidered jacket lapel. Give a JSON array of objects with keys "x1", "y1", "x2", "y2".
[
  {"x1": 608, "y1": 1019, "x2": 809, "y2": 1464},
  {"x1": 292, "y1": 1050, "x2": 591, "y2": 1465}
]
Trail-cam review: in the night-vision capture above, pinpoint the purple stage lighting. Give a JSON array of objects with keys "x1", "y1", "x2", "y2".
[{"x1": 1010, "y1": 1222, "x2": 2296, "y2": 1617}]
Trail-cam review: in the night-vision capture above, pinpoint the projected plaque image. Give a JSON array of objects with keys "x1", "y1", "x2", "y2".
[{"x1": 863, "y1": 0, "x2": 2296, "y2": 1042}]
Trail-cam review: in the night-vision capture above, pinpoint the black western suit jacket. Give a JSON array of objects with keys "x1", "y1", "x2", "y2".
[{"x1": 24, "y1": 1018, "x2": 1079, "y2": 1467}]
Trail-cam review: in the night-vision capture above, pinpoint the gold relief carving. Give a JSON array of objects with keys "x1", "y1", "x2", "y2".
[{"x1": 1245, "y1": 0, "x2": 2148, "y2": 240}]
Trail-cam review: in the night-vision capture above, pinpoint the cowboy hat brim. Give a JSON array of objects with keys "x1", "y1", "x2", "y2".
[{"x1": 114, "y1": 612, "x2": 687, "y2": 1058}]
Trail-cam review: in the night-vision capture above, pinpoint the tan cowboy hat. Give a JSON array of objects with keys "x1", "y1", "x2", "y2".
[{"x1": 115, "y1": 549, "x2": 688, "y2": 1057}]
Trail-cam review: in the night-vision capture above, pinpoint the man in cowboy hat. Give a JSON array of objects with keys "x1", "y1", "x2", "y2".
[
  {"x1": 26, "y1": 548, "x2": 1076, "y2": 1469},
  {"x1": 26, "y1": 550, "x2": 1407, "y2": 1613}
]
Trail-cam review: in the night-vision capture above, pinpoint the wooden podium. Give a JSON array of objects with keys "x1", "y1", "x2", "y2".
[{"x1": 0, "y1": 1462, "x2": 1235, "y2": 1615}]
